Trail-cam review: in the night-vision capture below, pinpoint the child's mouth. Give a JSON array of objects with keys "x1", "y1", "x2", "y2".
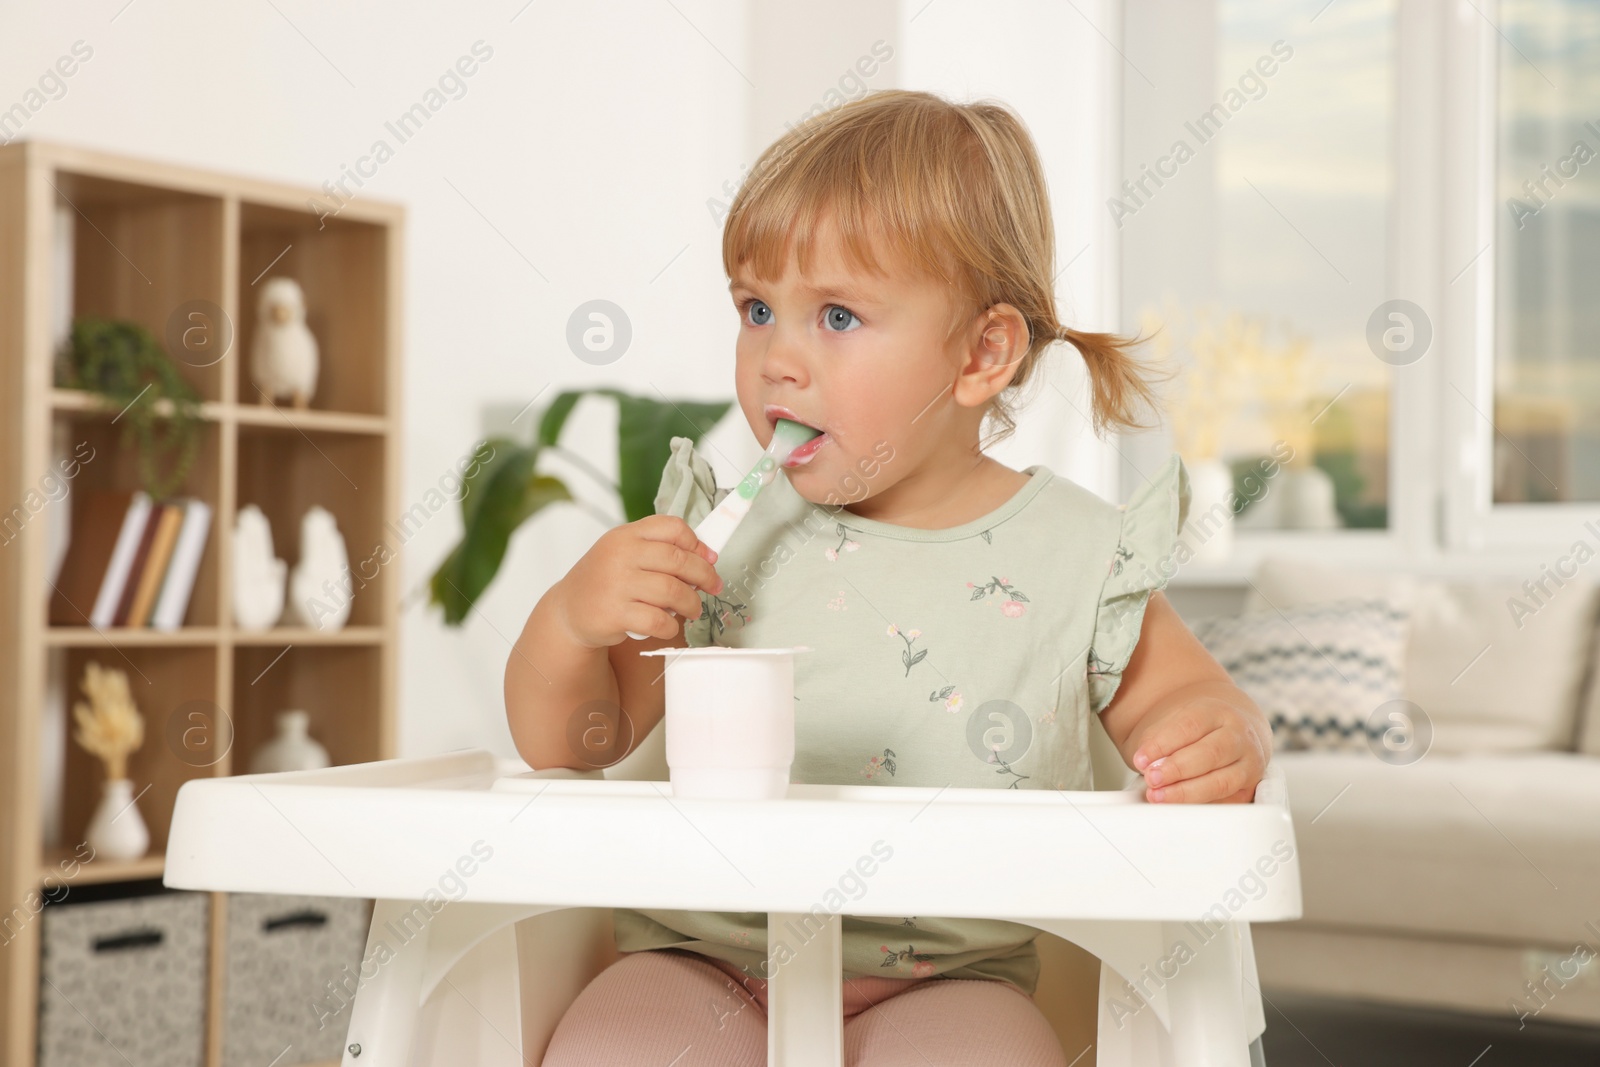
[
  {"x1": 782, "y1": 432, "x2": 830, "y2": 467},
  {"x1": 764, "y1": 403, "x2": 832, "y2": 463}
]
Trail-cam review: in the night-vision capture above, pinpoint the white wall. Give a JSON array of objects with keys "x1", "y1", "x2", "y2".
[{"x1": 1, "y1": 0, "x2": 1120, "y2": 764}]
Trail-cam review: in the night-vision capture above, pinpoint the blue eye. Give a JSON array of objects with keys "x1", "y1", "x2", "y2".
[
  {"x1": 742, "y1": 299, "x2": 772, "y2": 327},
  {"x1": 824, "y1": 305, "x2": 861, "y2": 332}
]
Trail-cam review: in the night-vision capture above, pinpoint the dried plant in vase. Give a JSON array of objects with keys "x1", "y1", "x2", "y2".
[
  {"x1": 1140, "y1": 301, "x2": 1250, "y2": 464},
  {"x1": 1242, "y1": 320, "x2": 1315, "y2": 468},
  {"x1": 1142, "y1": 301, "x2": 1317, "y2": 459},
  {"x1": 73, "y1": 661, "x2": 150, "y2": 861},
  {"x1": 1211, "y1": 313, "x2": 1340, "y2": 528},
  {"x1": 1139, "y1": 300, "x2": 1325, "y2": 554}
]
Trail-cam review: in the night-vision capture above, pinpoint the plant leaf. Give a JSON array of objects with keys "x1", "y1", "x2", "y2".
[
  {"x1": 427, "y1": 541, "x2": 468, "y2": 622},
  {"x1": 430, "y1": 443, "x2": 572, "y2": 624},
  {"x1": 455, "y1": 437, "x2": 522, "y2": 531},
  {"x1": 536, "y1": 390, "x2": 584, "y2": 448}
]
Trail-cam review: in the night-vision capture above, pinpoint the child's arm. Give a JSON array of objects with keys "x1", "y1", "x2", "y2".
[
  {"x1": 504, "y1": 516, "x2": 721, "y2": 770},
  {"x1": 1095, "y1": 591, "x2": 1272, "y2": 804}
]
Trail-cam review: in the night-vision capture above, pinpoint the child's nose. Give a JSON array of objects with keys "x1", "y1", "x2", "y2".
[{"x1": 758, "y1": 332, "x2": 812, "y2": 386}]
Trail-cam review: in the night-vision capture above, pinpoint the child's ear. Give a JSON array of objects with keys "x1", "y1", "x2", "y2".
[{"x1": 953, "y1": 303, "x2": 1029, "y2": 408}]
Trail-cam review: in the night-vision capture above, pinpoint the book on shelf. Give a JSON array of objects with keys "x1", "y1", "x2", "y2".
[
  {"x1": 48, "y1": 491, "x2": 211, "y2": 630},
  {"x1": 48, "y1": 488, "x2": 148, "y2": 627},
  {"x1": 150, "y1": 499, "x2": 212, "y2": 631},
  {"x1": 111, "y1": 502, "x2": 164, "y2": 626},
  {"x1": 124, "y1": 503, "x2": 184, "y2": 627}
]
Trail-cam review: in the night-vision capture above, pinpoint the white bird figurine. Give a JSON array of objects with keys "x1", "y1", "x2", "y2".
[
  {"x1": 251, "y1": 277, "x2": 319, "y2": 409},
  {"x1": 284, "y1": 506, "x2": 352, "y2": 632}
]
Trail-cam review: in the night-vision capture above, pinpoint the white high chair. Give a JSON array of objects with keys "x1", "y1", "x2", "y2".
[{"x1": 165, "y1": 715, "x2": 1297, "y2": 1066}]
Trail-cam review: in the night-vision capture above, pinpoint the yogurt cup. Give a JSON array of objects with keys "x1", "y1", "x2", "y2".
[{"x1": 638, "y1": 645, "x2": 811, "y2": 800}]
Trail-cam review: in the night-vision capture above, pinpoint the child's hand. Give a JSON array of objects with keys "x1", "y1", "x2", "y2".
[
  {"x1": 553, "y1": 515, "x2": 723, "y2": 649},
  {"x1": 1096, "y1": 593, "x2": 1272, "y2": 805},
  {"x1": 1127, "y1": 691, "x2": 1270, "y2": 805}
]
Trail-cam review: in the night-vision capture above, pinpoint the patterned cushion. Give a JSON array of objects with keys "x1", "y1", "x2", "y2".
[{"x1": 1188, "y1": 599, "x2": 1410, "y2": 752}]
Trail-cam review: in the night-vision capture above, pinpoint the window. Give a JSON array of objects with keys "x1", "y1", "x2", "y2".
[
  {"x1": 1494, "y1": 0, "x2": 1600, "y2": 505},
  {"x1": 1120, "y1": 0, "x2": 1397, "y2": 533},
  {"x1": 1120, "y1": 0, "x2": 1600, "y2": 563}
]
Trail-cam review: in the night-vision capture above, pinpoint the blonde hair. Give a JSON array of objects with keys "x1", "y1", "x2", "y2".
[{"x1": 722, "y1": 89, "x2": 1170, "y2": 448}]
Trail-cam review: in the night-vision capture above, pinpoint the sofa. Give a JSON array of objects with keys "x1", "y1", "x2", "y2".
[{"x1": 1168, "y1": 554, "x2": 1600, "y2": 1028}]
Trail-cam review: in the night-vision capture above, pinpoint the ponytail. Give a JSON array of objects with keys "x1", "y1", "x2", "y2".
[{"x1": 1056, "y1": 325, "x2": 1173, "y2": 437}]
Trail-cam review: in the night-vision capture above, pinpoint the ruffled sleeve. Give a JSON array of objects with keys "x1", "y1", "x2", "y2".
[
  {"x1": 653, "y1": 436, "x2": 729, "y2": 524},
  {"x1": 1086, "y1": 452, "x2": 1192, "y2": 714},
  {"x1": 653, "y1": 437, "x2": 729, "y2": 648}
]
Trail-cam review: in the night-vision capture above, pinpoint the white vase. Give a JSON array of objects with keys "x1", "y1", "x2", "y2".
[
  {"x1": 249, "y1": 710, "x2": 330, "y2": 774},
  {"x1": 1179, "y1": 456, "x2": 1235, "y2": 565},
  {"x1": 85, "y1": 778, "x2": 150, "y2": 862},
  {"x1": 1281, "y1": 465, "x2": 1341, "y2": 529}
]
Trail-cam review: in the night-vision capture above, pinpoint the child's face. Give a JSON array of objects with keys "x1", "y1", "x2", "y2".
[{"x1": 730, "y1": 218, "x2": 995, "y2": 510}]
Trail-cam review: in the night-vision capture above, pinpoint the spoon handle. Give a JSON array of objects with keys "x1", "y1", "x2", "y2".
[{"x1": 623, "y1": 453, "x2": 783, "y2": 641}]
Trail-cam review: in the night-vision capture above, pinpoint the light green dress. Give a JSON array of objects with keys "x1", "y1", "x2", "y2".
[{"x1": 612, "y1": 437, "x2": 1191, "y2": 994}]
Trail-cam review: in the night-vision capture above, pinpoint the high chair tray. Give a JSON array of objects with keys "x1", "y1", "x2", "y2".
[
  {"x1": 165, "y1": 749, "x2": 1300, "y2": 922},
  {"x1": 165, "y1": 749, "x2": 1297, "y2": 1065}
]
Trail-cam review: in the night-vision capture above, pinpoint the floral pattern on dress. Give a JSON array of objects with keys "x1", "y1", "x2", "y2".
[
  {"x1": 824, "y1": 524, "x2": 861, "y2": 561},
  {"x1": 863, "y1": 748, "x2": 897, "y2": 779},
  {"x1": 826, "y1": 590, "x2": 847, "y2": 611},
  {"x1": 1087, "y1": 647, "x2": 1114, "y2": 682},
  {"x1": 886, "y1": 624, "x2": 928, "y2": 676},
  {"x1": 1108, "y1": 542, "x2": 1133, "y2": 578},
  {"x1": 985, "y1": 748, "x2": 1030, "y2": 789},
  {"x1": 929, "y1": 684, "x2": 963, "y2": 713},
  {"x1": 699, "y1": 591, "x2": 750, "y2": 638},
  {"x1": 968, "y1": 575, "x2": 1029, "y2": 617},
  {"x1": 880, "y1": 943, "x2": 937, "y2": 977}
]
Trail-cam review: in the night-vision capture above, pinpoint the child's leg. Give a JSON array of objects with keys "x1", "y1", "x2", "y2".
[
  {"x1": 540, "y1": 949, "x2": 765, "y2": 1067},
  {"x1": 841, "y1": 976, "x2": 1069, "y2": 1067}
]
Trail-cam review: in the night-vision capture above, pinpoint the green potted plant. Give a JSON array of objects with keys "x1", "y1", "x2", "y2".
[
  {"x1": 57, "y1": 316, "x2": 202, "y2": 500},
  {"x1": 428, "y1": 387, "x2": 730, "y2": 625}
]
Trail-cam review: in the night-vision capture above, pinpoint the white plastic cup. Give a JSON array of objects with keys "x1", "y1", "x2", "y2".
[{"x1": 638, "y1": 645, "x2": 810, "y2": 800}]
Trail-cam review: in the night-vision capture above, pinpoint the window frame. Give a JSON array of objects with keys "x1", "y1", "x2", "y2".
[
  {"x1": 1437, "y1": 0, "x2": 1600, "y2": 550},
  {"x1": 1122, "y1": 0, "x2": 1595, "y2": 582}
]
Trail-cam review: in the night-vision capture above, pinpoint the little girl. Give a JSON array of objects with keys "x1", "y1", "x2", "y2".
[{"x1": 507, "y1": 89, "x2": 1271, "y2": 1067}]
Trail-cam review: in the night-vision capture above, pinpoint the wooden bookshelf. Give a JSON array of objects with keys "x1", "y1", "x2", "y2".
[{"x1": 0, "y1": 140, "x2": 402, "y2": 1067}]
